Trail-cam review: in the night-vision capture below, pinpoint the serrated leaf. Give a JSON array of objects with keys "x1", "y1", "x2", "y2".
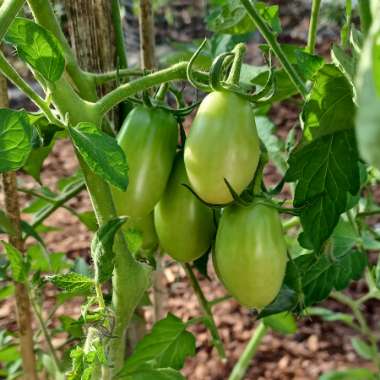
[
  {"x1": 2, "y1": 242, "x2": 28, "y2": 282},
  {"x1": 48, "y1": 272, "x2": 94, "y2": 294},
  {"x1": 120, "y1": 314, "x2": 196, "y2": 375},
  {"x1": 286, "y1": 130, "x2": 360, "y2": 252},
  {"x1": 91, "y1": 217, "x2": 126, "y2": 284},
  {"x1": 5, "y1": 17, "x2": 64, "y2": 82},
  {"x1": 68, "y1": 122, "x2": 128, "y2": 191},
  {"x1": 351, "y1": 337, "x2": 374, "y2": 360},
  {"x1": 302, "y1": 64, "x2": 355, "y2": 142},
  {"x1": 0, "y1": 109, "x2": 32, "y2": 173}
]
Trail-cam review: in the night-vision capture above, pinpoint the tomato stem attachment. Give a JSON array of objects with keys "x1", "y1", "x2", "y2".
[{"x1": 226, "y1": 43, "x2": 246, "y2": 86}]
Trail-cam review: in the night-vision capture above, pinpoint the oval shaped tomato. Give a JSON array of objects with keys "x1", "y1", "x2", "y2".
[
  {"x1": 112, "y1": 106, "x2": 178, "y2": 217},
  {"x1": 214, "y1": 201, "x2": 287, "y2": 309},
  {"x1": 184, "y1": 91, "x2": 260, "y2": 204},
  {"x1": 154, "y1": 154, "x2": 216, "y2": 262},
  {"x1": 123, "y1": 212, "x2": 158, "y2": 252}
]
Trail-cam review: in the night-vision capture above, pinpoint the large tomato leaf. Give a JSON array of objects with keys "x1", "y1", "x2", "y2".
[
  {"x1": 119, "y1": 314, "x2": 196, "y2": 375},
  {"x1": 286, "y1": 129, "x2": 360, "y2": 252}
]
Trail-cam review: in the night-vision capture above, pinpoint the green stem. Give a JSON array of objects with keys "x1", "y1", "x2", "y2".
[
  {"x1": 184, "y1": 263, "x2": 226, "y2": 359},
  {"x1": 357, "y1": 209, "x2": 380, "y2": 217},
  {"x1": 282, "y1": 216, "x2": 300, "y2": 231},
  {"x1": 30, "y1": 294, "x2": 62, "y2": 373},
  {"x1": 27, "y1": 0, "x2": 97, "y2": 101},
  {"x1": 341, "y1": 0, "x2": 352, "y2": 48},
  {"x1": 239, "y1": 0, "x2": 308, "y2": 98},
  {"x1": 306, "y1": 0, "x2": 322, "y2": 54},
  {"x1": 95, "y1": 62, "x2": 188, "y2": 116},
  {"x1": 87, "y1": 68, "x2": 147, "y2": 86},
  {"x1": 358, "y1": 0, "x2": 372, "y2": 37},
  {"x1": 0, "y1": 0, "x2": 25, "y2": 40},
  {"x1": 95, "y1": 283, "x2": 106, "y2": 311},
  {"x1": 0, "y1": 52, "x2": 62, "y2": 126},
  {"x1": 209, "y1": 295, "x2": 232, "y2": 308},
  {"x1": 111, "y1": 0, "x2": 128, "y2": 70},
  {"x1": 228, "y1": 322, "x2": 268, "y2": 380},
  {"x1": 227, "y1": 43, "x2": 246, "y2": 85},
  {"x1": 30, "y1": 181, "x2": 85, "y2": 228}
]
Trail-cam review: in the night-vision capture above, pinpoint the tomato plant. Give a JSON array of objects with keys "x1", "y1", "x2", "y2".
[{"x1": 0, "y1": 0, "x2": 379, "y2": 379}]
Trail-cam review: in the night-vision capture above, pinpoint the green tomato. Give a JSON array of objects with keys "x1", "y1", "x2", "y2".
[
  {"x1": 214, "y1": 201, "x2": 287, "y2": 309},
  {"x1": 112, "y1": 106, "x2": 178, "y2": 217},
  {"x1": 123, "y1": 212, "x2": 158, "y2": 252},
  {"x1": 184, "y1": 91, "x2": 260, "y2": 204},
  {"x1": 154, "y1": 154, "x2": 216, "y2": 262}
]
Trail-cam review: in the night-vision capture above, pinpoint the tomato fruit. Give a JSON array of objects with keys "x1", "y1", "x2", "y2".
[
  {"x1": 154, "y1": 154, "x2": 216, "y2": 262},
  {"x1": 214, "y1": 201, "x2": 287, "y2": 309},
  {"x1": 123, "y1": 212, "x2": 158, "y2": 252},
  {"x1": 112, "y1": 106, "x2": 178, "y2": 217},
  {"x1": 184, "y1": 91, "x2": 260, "y2": 204}
]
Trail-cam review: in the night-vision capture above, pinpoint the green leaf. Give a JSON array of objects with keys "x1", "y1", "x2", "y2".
[
  {"x1": 119, "y1": 368, "x2": 185, "y2": 380},
  {"x1": 68, "y1": 122, "x2": 129, "y2": 191},
  {"x1": 0, "y1": 284, "x2": 15, "y2": 300},
  {"x1": 0, "y1": 209, "x2": 16, "y2": 236},
  {"x1": 91, "y1": 217, "x2": 126, "y2": 284},
  {"x1": 48, "y1": 272, "x2": 94, "y2": 294},
  {"x1": 351, "y1": 337, "x2": 374, "y2": 360},
  {"x1": 263, "y1": 312, "x2": 297, "y2": 335},
  {"x1": 76, "y1": 211, "x2": 98, "y2": 232},
  {"x1": 27, "y1": 244, "x2": 70, "y2": 273},
  {"x1": 286, "y1": 130, "x2": 360, "y2": 252},
  {"x1": 0, "y1": 109, "x2": 32, "y2": 173},
  {"x1": 331, "y1": 44, "x2": 357, "y2": 84},
  {"x1": 59, "y1": 316, "x2": 83, "y2": 339},
  {"x1": 0, "y1": 345, "x2": 19, "y2": 363},
  {"x1": 206, "y1": 0, "x2": 280, "y2": 35},
  {"x1": 2, "y1": 242, "x2": 28, "y2": 282},
  {"x1": 302, "y1": 64, "x2": 356, "y2": 142},
  {"x1": 124, "y1": 228, "x2": 143, "y2": 255},
  {"x1": 319, "y1": 368, "x2": 376, "y2": 380},
  {"x1": 5, "y1": 17, "x2": 65, "y2": 82},
  {"x1": 258, "y1": 285, "x2": 298, "y2": 318},
  {"x1": 23, "y1": 143, "x2": 54, "y2": 183},
  {"x1": 120, "y1": 314, "x2": 196, "y2": 375}
]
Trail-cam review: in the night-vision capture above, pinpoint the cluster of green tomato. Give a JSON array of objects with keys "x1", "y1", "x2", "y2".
[{"x1": 112, "y1": 90, "x2": 287, "y2": 310}]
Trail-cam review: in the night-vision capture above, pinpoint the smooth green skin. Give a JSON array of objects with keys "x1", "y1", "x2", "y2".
[
  {"x1": 154, "y1": 154, "x2": 216, "y2": 262},
  {"x1": 214, "y1": 201, "x2": 287, "y2": 309},
  {"x1": 184, "y1": 91, "x2": 260, "y2": 205},
  {"x1": 123, "y1": 212, "x2": 158, "y2": 251},
  {"x1": 112, "y1": 106, "x2": 178, "y2": 217}
]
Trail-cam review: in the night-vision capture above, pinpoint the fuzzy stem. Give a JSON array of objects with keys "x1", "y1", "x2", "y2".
[
  {"x1": 228, "y1": 322, "x2": 268, "y2": 380},
  {"x1": 306, "y1": 0, "x2": 322, "y2": 54},
  {"x1": 239, "y1": 0, "x2": 308, "y2": 98},
  {"x1": 111, "y1": 0, "x2": 128, "y2": 69},
  {"x1": 184, "y1": 264, "x2": 225, "y2": 359},
  {"x1": 227, "y1": 43, "x2": 246, "y2": 85},
  {"x1": 95, "y1": 62, "x2": 188, "y2": 116}
]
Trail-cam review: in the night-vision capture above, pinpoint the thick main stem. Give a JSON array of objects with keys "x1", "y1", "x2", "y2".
[
  {"x1": 239, "y1": 0, "x2": 308, "y2": 98},
  {"x1": 139, "y1": 0, "x2": 156, "y2": 70},
  {"x1": 306, "y1": 0, "x2": 322, "y2": 54},
  {"x1": 358, "y1": 0, "x2": 372, "y2": 37},
  {"x1": 228, "y1": 322, "x2": 268, "y2": 380},
  {"x1": 0, "y1": 74, "x2": 38, "y2": 380}
]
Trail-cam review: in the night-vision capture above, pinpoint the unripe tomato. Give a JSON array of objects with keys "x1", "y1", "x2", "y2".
[
  {"x1": 154, "y1": 154, "x2": 216, "y2": 262},
  {"x1": 214, "y1": 201, "x2": 287, "y2": 309},
  {"x1": 112, "y1": 106, "x2": 178, "y2": 217},
  {"x1": 184, "y1": 91, "x2": 260, "y2": 204},
  {"x1": 123, "y1": 212, "x2": 158, "y2": 252}
]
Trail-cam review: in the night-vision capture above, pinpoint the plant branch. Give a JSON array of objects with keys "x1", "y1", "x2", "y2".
[
  {"x1": 95, "y1": 62, "x2": 189, "y2": 116},
  {"x1": 111, "y1": 0, "x2": 128, "y2": 70},
  {"x1": 184, "y1": 263, "x2": 225, "y2": 359},
  {"x1": 0, "y1": 0, "x2": 25, "y2": 40},
  {"x1": 86, "y1": 68, "x2": 148, "y2": 86},
  {"x1": 228, "y1": 321, "x2": 268, "y2": 380},
  {"x1": 358, "y1": 0, "x2": 372, "y2": 37},
  {"x1": 239, "y1": 0, "x2": 308, "y2": 98},
  {"x1": 306, "y1": 0, "x2": 322, "y2": 54}
]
